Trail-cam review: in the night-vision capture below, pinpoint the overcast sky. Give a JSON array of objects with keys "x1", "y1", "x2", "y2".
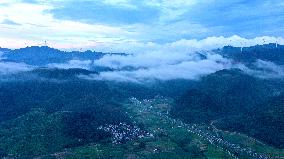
[{"x1": 0, "y1": 0, "x2": 284, "y2": 50}]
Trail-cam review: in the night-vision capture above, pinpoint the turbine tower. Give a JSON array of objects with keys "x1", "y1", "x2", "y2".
[
  {"x1": 263, "y1": 38, "x2": 266, "y2": 45},
  {"x1": 229, "y1": 40, "x2": 232, "y2": 46}
]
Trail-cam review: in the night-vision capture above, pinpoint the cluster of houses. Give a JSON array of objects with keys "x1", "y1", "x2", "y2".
[
  {"x1": 186, "y1": 124, "x2": 268, "y2": 159},
  {"x1": 97, "y1": 122, "x2": 154, "y2": 144}
]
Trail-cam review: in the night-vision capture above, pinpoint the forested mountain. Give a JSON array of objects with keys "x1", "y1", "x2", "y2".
[
  {"x1": 171, "y1": 69, "x2": 284, "y2": 148},
  {"x1": 0, "y1": 68, "x2": 197, "y2": 157},
  {"x1": 216, "y1": 43, "x2": 284, "y2": 65},
  {"x1": 216, "y1": 93, "x2": 284, "y2": 148},
  {"x1": 0, "y1": 70, "x2": 135, "y2": 157},
  {"x1": 1, "y1": 46, "x2": 127, "y2": 66}
]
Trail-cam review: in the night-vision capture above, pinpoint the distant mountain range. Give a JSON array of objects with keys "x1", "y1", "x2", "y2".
[
  {"x1": 215, "y1": 43, "x2": 284, "y2": 65},
  {"x1": 1, "y1": 43, "x2": 283, "y2": 66},
  {"x1": 0, "y1": 46, "x2": 128, "y2": 66}
]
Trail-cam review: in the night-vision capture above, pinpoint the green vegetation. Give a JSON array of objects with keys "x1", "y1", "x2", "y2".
[
  {"x1": 0, "y1": 68, "x2": 283, "y2": 158},
  {"x1": 216, "y1": 93, "x2": 284, "y2": 149},
  {"x1": 0, "y1": 110, "x2": 71, "y2": 158},
  {"x1": 171, "y1": 69, "x2": 284, "y2": 149}
]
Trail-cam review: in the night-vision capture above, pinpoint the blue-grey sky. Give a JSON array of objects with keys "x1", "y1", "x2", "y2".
[{"x1": 0, "y1": 0, "x2": 284, "y2": 49}]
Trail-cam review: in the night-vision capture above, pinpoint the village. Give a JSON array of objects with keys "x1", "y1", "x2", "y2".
[
  {"x1": 127, "y1": 96, "x2": 269, "y2": 159},
  {"x1": 98, "y1": 122, "x2": 154, "y2": 144}
]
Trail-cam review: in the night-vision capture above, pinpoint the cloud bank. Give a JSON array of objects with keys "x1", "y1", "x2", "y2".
[
  {"x1": 0, "y1": 52, "x2": 32, "y2": 74},
  {"x1": 1, "y1": 36, "x2": 283, "y2": 82},
  {"x1": 93, "y1": 35, "x2": 284, "y2": 55},
  {"x1": 85, "y1": 53, "x2": 234, "y2": 82},
  {"x1": 47, "y1": 59, "x2": 93, "y2": 70},
  {"x1": 73, "y1": 36, "x2": 281, "y2": 82},
  {"x1": 243, "y1": 60, "x2": 284, "y2": 79},
  {"x1": 0, "y1": 62, "x2": 32, "y2": 74}
]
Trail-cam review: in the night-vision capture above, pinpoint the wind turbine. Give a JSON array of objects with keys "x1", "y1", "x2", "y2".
[
  {"x1": 263, "y1": 38, "x2": 266, "y2": 45},
  {"x1": 243, "y1": 41, "x2": 247, "y2": 52},
  {"x1": 228, "y1": 39, "x2": 232, "y2": 46},
  {"x1": 276, "y1": 38, "x2": 279, "y2": 48}
]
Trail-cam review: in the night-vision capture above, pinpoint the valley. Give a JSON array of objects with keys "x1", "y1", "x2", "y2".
[
  {"x1": 0, "y1": 45, "x2": 283, "y2": 158},
  {"x1": 29, "y1": 97, "x2": 282, "y2": 159}
]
